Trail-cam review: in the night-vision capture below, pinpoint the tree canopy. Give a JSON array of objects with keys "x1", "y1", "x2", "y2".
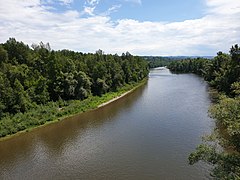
[{"x1": 0, "y1": 38, "x2": 149, "y2": 137}]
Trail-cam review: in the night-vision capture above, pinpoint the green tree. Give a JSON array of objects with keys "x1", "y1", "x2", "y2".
[
  {"x1": 0, "y1": 45, "x2": 8, "y2": 64},
  {"x1": 0, "y1": 38, "x2": 149, "y2": 137},
  {"x1": 3, "y1": 38, "x2": 30, "y2": 64},
  {"x1": 12, "y1": 79, "x2": 32, "y2": 113},
  {"x1": 74, "y1": 71, "x2": 91, "y2": 99}
]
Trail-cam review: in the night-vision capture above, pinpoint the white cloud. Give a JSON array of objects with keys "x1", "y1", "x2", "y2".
[
  {"x1": 206, "y1": 0, "x2": 240, "y2": 15},
  {"x1": 83, "y1": 6, "x2": 95, "y2": 16},
  {"x1": 0, "y1": 0, "x2": 239, "y2": 55},
  {"x1": 124, "y1": 0, "x2": 141, "y2": 5},
  {"x1": 85, "y1": 0, "x2": 100, "y2": 6},
  {"x1": 102, "y1": 4, "x2": 122, "y2": 16},
  {"x1": 82, "y1": 0, "x2": 100, "y2": 16},
  {"x1": 58, "y1": 0, "x2": 74, "y2": 5}
]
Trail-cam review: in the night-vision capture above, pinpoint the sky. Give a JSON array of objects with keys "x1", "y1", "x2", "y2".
[{"x1": 0, "y1": 0, "x2": 239, "y2": 56}]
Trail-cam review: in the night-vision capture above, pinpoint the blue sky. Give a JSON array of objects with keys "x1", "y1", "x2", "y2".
[
  {"x1": 50, "y1": 0, "x2": 206, "y2": 22},
  {"x1": 0, "y1": 0, "x2": 239, "y2": 55},
  {"x1": 96, "y1": 0, "x2": 206, "y2": 22}
]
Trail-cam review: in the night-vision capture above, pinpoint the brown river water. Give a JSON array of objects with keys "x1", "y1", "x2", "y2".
[{"x1": 0, "y1": 68, "x2": 213, "y2": 180}]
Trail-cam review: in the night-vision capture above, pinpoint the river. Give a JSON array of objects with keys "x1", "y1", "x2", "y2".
[{"x1": 0, "y1": 68, "x2": 213, "y2": 179}]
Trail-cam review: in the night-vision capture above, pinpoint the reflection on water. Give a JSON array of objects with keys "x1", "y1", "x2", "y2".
[{"x1": 0, "y1": 69, "x2": 213, "y2": 180}]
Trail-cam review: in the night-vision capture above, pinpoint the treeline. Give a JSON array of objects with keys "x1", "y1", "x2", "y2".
[
  {"x1": 168, "y1": 45, "x2": 240, "y2": 179},
  {"x1": 144, "y1": 56, "x2": 171, "y2": 68},
  {"x1": 168, "y1": 57, "x2": 207, "y2": 75},
  {"x1": 0, "y1": 38, "x2": 149, "y2": 137}
]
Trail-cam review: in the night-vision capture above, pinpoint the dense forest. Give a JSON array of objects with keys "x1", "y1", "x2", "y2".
[
  {"x1": 168, "y1": 45, "x2": 240, "y2": 179},
  {"x1": 143, "y1": 56, "x2": 171, "y2": 68},
  {"x1": 0, "y1": 38, "x2": 149, "y2": 138}
]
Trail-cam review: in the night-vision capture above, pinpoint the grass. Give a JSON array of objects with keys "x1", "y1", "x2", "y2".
[{"x1": 0, "y1": 79, "x2": 147, "y2": 140}]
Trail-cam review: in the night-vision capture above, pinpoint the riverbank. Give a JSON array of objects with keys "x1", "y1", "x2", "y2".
[
  {"x1": 167, "y1": 53, "x2": 240, "y2": 178},
  {"x1": 98, "y1": 91, "x2": 133, "y2": 108},
  {"x1": 0, "y1": 79, "x2": 147, "y2": 141}
]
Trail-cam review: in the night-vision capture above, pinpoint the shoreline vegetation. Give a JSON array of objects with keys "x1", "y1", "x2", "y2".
[
  {"x1": 98, "y1": 88, "x2": 134, "y2": 108},
  {"x1": 0, "y1": 79, "x2": 147, "y2": 142},
  {"x1": 168, "y1": 44, "x2": 240, "y2": 179},
  {"x1": 0, "y1": 38, "x2": 149, "y2": 141}
]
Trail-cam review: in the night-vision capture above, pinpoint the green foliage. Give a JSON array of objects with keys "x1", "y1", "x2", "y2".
[
  {"x1": 189, "y1": 144, "x2": 240, "y2": 179},
  {"x1": 3, "y1": 38, "x2": 30, "y2": 64},
  {"x1": 169, "y1": 45, "x2": 240, "y2": 179},
  {"x1": 231, "y1": 82, "x2": 240, "y2": 96},
  {"x1": 0, "y1": 80, "x2": 146, "y2": 138},
  {"x1": 13, "y1": 79, "x2": 32, "y2": 112},
  {"x1": 74, "y1": 71, "x2": 91, "y2": 99},
  {"x1": 0, "y1": 38, "x2": 149, "y2": 138},
  {"x1": 210, "y1": 96, "x2": 240, "y2": 149},
  {"x1": 189, "y1": 144, "x2": 219, "y2": 165},
  {"x1": 168, "y1": 57, "x2": 210, "y2": 75},
  {"x1": 144, "y1": 56, "x2": 171, "y2": 68},
  {"x1": 0, "y1": 45, "x2": 8, "y2": 63}
]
